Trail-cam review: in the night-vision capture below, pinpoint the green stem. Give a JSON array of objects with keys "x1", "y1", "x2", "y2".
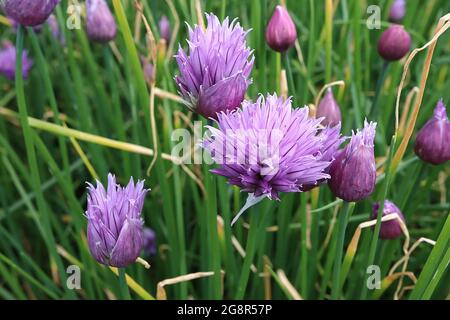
[
  {"x1": 220, "y1": 0, "x2": 227, "y2": 20},
  {"x1": 235, "y1": 206, "x2": 267, "y2": 299},
  {"x1": 299, "y1": 193, "x2": 308, "y2": 298},
  {"x1": 369, "y1": 61, "x2": 390, "y2": 120},
  {"x1": 275, "y1": 52, "x2": 281, "y2": 93},
  {"x1": 206, "y1": 175, "x2": 221, "y2": 299},
  {"x1": 283, "y1": 53, "x2": 296, "y2": 96},
  {"x1": 361, "y1": 135, "x2": 396, "y2": 299},
  {"x1": 325, "y1": 0, "x2": 333, "y2": 83},
  {"x1": 410, "y1": 213, "x2": 450, "y2": 299},
  {"x1": 331, "y1": 201, "x2": 353, "y2": 299},
  {"x1": 118, "y1": 268, "x2": 131, "y2": 300},
  {"x1": 15, "y1": 25, "x2": 73, "y2": 298}
]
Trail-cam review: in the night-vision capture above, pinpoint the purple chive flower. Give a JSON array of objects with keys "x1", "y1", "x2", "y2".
[
  {"x1": 316, "y1": 88, "x2": 342, "y2": 127},
  {"x1": 202, "y1": 93, "x2": 343, "y2": 200},
  {"x1": 2, "y1": 0, "x2": 59, "y2": 26},
  {"x1": 0, "y1": 41, "x2": 33, "y2": 80},
  {"x1": 265, "y1": 5, "x2": 297, "y2": 52},
  {"x1": 372, "y1": 200, "x2": 405, "y2": 239},
  {"x1": 159, "y1": 15, "x2": 171, "y2": 43},
  {"x1": 328, "y1": 120, "x2": 377, "y2": 202},
  {"x1": 388, "y1": 0, "x2": 406, "y2": 23},
  {"x1": 142, "y1": 228, "x2": 157, "y2": 256},
  {"x1": 302, "y1": 123, "x2": 346, "y2": 192},
  {"x1": 175, "y1": 13, "x2": 254, "y2": 120},
  {"x1": 377, "y1": 24, "x2": 411, "y2": 61},
  {"x1": 414, "y1": 100, "x2": 450, "y2": 165},
  {"x1": 86, "y1": 0, "x2": 117, "y2": 43},
  {"x1": 86, "y1": 174, "x2": 149, "y2": 268}
]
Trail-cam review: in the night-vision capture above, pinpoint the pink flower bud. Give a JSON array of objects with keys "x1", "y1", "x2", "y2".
[
  {"x1": 377, "y1": 24, "x2": 411, "y2": 61},
  {"x1": 265, "y1": 6, "x2": 297, "y2": 52},
  {"x1": 414, "y1": 100, "x2": 450, "y2": 165},
  {"x1": 316, "y1": 88, "x2": 342, "y2": 127}
]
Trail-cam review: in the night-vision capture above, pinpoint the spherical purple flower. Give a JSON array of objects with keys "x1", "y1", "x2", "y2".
[
  {"x1": 2, "y1": 0, "x2": 59, "y2": 26},
  {"x1": 0, "y1": 41, "x2": 33, "y2": 80},
  {"x1": 202, "y1": 93, "x2": 343, "y2": 200},
  {"x1": 175, "y1": 14, "x2": 254, "y2": 120},
  {"x1": 142, "y1": 228, "x2": 157, "y2": 256},
  {"x1": 377, "y1": 24, "x2": 411, "y2": 61},
  {"x1": 265, "y1": 5, "x2": 297, "y2": 52},
  {"x1": 414, "y1": 100, "x2": 450, "y2": 165},
  {"x1": 316, "y1": 88, "x2": 342, "y2": 127},
  {"x1": 328, "y1": 120, "x2": 377, "y2": 202},
  {"x1": 86, "y1": 0, "x2": 117, "y2": 43},
  {"x1": 159, "y1": 15, "x2": 171, "y2": 43},
  {"x1": 372, "y1": 200, "x2": 405, "y2": 240},
  {"x1": 86, "y1": 174, "x2": 149, "y2": 268},
  {"x1": 388, "y1": 0, "x2": 406, "y2": 23}
]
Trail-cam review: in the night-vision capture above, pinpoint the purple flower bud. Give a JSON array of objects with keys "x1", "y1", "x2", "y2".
[
  {"x1": 328, "y1": 120, "x2": 377, "y2": 202},
  {"x1": 414, "y1": 100, "x2": 450, "y2": 165},
  {"x1": 86, "y1": 0, "x2": 117, "y2": 43},
  {"x1": 0, "y1": 41, "x2": 33, "y2": 80},
  {"x1": 265, "y1": 5, "x2": 297, "y2": 52},
  {"x1": 372, "y1": 200, "x2": 405, "y2": 239},
  {"x1": 142, "y1": 228, "x2": 157, "y2": 256},
  {"x1": 140, "y1": 56, "x2": 155, "y2": 84},
  {"x1": 86, "y1": 174, "x2": 149, "y2": 267},
  {"x1": 316, "y1": 88, "x2": 342, "y2": 127},
  {"x1": 2, "y1": 0, "x2": 59, "y2": 27},
  {"x1": 47, "y1": 14, "x2": 65, "y2": 45},
  {"x1": 175, "y1": 14, "x2": 254, "y2": 119},
  {"x1": 377, "y1": 24, "x2": 411, "y2": 61},
  {"x1": 388, "y1": 0, "x2": 406, "y2": 23},
  {"x1": 159, "y1": 15, "x2": 171, "y2": 43}
]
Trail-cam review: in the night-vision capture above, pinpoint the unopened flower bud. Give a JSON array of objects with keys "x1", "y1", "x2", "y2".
[
  {"x1": 328, "y1": 120, "x2": 377, "y2": 202},
  {"x1": 389, "y1": 0, "x2": 406, "y2": 23},
  {"x1": 141, "y1": 56, "x2": 155, "y2": 84},
  {"x1": 316, "y1": 88, "x2": 342, "y2": 127},
  {"x1": 86, "y1": 0, "x2": 117, "y2": 43},
  {"x1": 159, "y1": 15, "x2": 171, "y2": 43},
  {"x1": 372, "y1": 200, "x2": 405, "y2": 239},
  {"x1": 0, "y1": 41, "x2": 33, "y2": 80},
  {"x1": 2, "y1": 0, "x2": 59, "y2": 26},
  {"x1": 377, "y1": 24, "x2": 411, "y2": 61},
  {"x1": 265, "y1": 5, "x2": 297, "y2": 52},
  {"x1": 414, "y1": 100, "x2": 450, "y2": 165},
  {"x1": 143, "y1": 228, "x2": 157, "y2": 256}
]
